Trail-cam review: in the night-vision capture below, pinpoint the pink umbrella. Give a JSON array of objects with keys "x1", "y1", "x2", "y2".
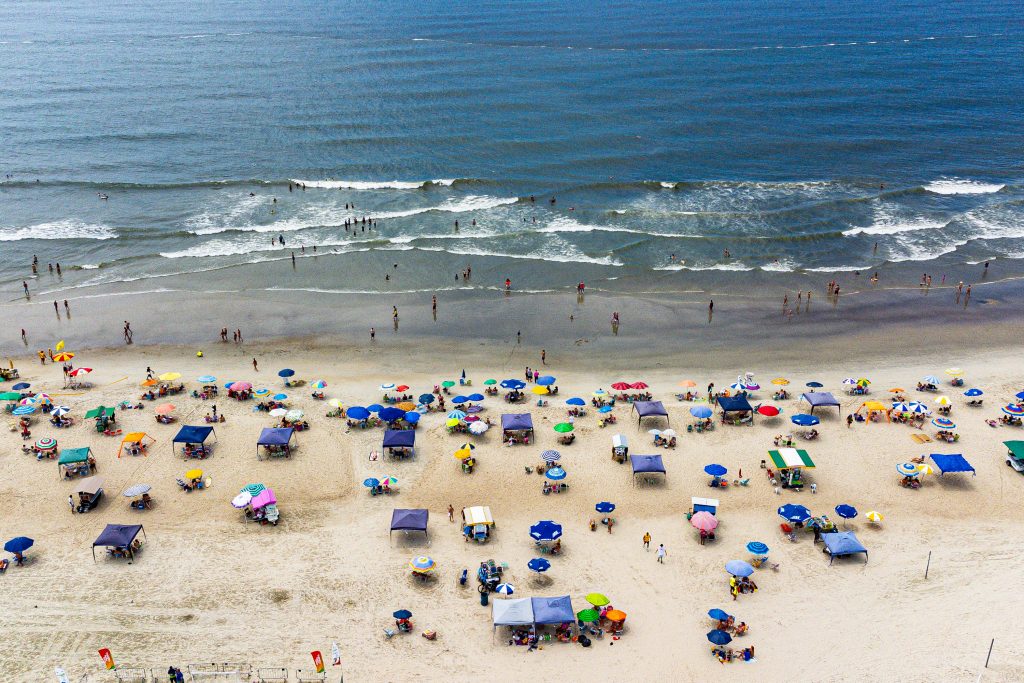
[
  {"x1": 229, "y1": 381, "x2": 252, "y2": 392},
  {"x1": 251, "y1": 488, "x2": 277, "y2": 509},
  {"x1": 611, "y1": 382, "x2": 631, "y2": 391},
  {"x1": 690, "y1": 511, "x2": 719, "y2": 532},
  {"x1": 630, "y1": 382, "x2": 649, "y2": 390}
]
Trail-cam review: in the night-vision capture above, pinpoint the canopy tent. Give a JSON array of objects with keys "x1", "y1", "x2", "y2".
[
  {"x1": 92, "y1": 523, "x2": 145, "y2": 561},
  {"x1": 84, "y1": 406, "x2": 115, "y2": 420},
  {"x1": 768, "y1": 448, "x2": 815, "y2": 470},
  {"x1": 390, "y1": 508, "x2": 428, "y2": 537},
  {"x1": 692, "y1": 497, "x2": 720, "y2": 515},
  {"x1": 633, "y1": 400, "x2": 669, "y2": 426},
  {"x1": 57, "y1": 446, "x2": 92, "y2": 473},
  {"x1": 383, "y1": 429, "x2": 416, "y2": 452},
  {"x1": 74, "y1": 475, "x2": 104, "y2": 495},
  {"x1": 492, "y1": 598, "x2": 534, "y2": 628},
  {"x1": 118, "y1": 432, "x2": 154, "y2": 458},
  {"x1": 1006, "y1": 441, "x2": 1024, "y2": 462},
  {"x1": 929, "y1": 453, "x2": 976, "y2": 476},
  {"x1": 501, "y1": 413, "x2": 534, "y2": 434},
  {"x1": 531, "y1": 596, "x2": 575, "y2": 625},
  {"x1": 857, "y1": 400, "x2": 889, "y2": 420},
  {"x1": 171, "y1": 425, "x2": 215, "y2": 451},
  {"x1": 821, "y1": 531, "x2": 868, "y2": 565},
  {"x1": 716, "y1": 395, "x2": 753, "y2": 424},
  {"x1": 631, "y1": 454, "x2": 666, "y2": 487},
  {"x1": 256, "y1": 427, "x2": 296, "y2": 459},
  {"x1": 800, "y1": 392, "x2": 841, "y2": 415},
  {"x1": 463, "y1": 506, "x2": 494, "y2": 526}
]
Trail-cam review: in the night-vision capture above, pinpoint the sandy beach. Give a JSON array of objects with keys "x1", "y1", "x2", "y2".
[{"x1": 1, "y1": 316, "x2": 1023, "y2": 682}]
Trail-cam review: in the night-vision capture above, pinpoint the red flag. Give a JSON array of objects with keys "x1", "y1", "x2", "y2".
[
  {"x1": 311, "y1": 651, "x2": 325, "y2": 674},
  {"x1": 98, "y1": 649, "x2": 115, "y2": 670}
]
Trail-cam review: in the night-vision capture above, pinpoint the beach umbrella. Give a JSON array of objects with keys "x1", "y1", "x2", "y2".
[
  {"x1": 707, "y1": 629, "x2": 732, "y2": 646},
  {"x1": 447, "y1": 409, "x2": 467, "y2": 420},
  {"x1": 865, "y1": 510, "x2": 883, "y2": 523},
  {"x1": 393, "y1": 609, "x2": 412, "y2": 620},
  {"x1": 540, "y1": 449, "x2": 561, "y2": 463},
  {"x1": 468, "y1": 421, "x2": 488, "y2": 434},
  {"x1": 725, "y1": 560, "x2": 754, "y2": 577},
  {"x1": 275, "y1": 369, "x2": 294, "y2": 379},
  {"x1": 158, "y1": 372, "x2": 181, "y2": 381},
  {"x1": 155, "y1": 403, "x2": 175, "y2": 415},
  {"x1": 791, "y1": 414, "x2": 819, "y2": 426},
  {"x1": 396, "y1": 385, "x2": 409, "y2": 392},
  {"x1": 326, "y1": 398, "x2": 344, "y2": 409},
  {"x1": 771, "y1": 378, "x2": 790, "y2": 386},
  {"x1": 891, "y1": 402, "x2": 910, "y2": 412},
  {"x1": 404, "y1": 412, "x2": 421, "y2": 424},
  {"x1": 242, "y1": 483, "x2": 266, "y2": 497},
  {"x1": 367, "y1": 404, "x2": 384, "y2": 413},
  {"x1": 922, "y1": 375, "x2": 939, "y2": 385},
  {"x1": 467, "y1": 393, "x2": 485, "y2": 402},
  {"x1": 68, "y1": 368, "x2": 92, "y2": 377},
  {"x1": 778, "y1": 503, "x2": 811, "y2": 523},
  {"x1": 806, "y1": 381, "x2": 824, "y2": 388},
  {"x1": 690, "y1": 406, "x2": 713, "y2": 419},
  {"x1": 746, "y1": 383, "x2": 761, "y2": 391},
  {"x1": 729, "y1": 382, "x2": 746, "y2": 392},
  {"x1": 12, "y1": 405, "x2": 36, "y2": 416},
  {"x1": 346, "y1": 406, "x2": 370, "y2": 420},
  {"x1": 409, "y1": 556, "x2": 436, "y2": 574},
  {"x1": 963, "y1": 388, "x2": 983, "y2": 397},
  {"x1": 495, "y1": 583, "x2": 515, "y2": 596},
  {"x1": 857, "y1": 378, "x2": 871, "y2": 387},
  {"x1": 499, "y1": 379, "x2": 524, "y2": 390},
  {"x1": 931, "y1": 417, "x2": 955, "y2": 429},
  {"x1": 631, "y1": 382, "x2": 649, "y2": 390},
  {"x1": 53, "y1": 352, "x2": 75, "y2": 362},
  {"x1": 934, "y1": 396, "x2": 951, "y2": 406},
  {"x1": 531, "y1": 386, "x2": 549, "y2": 395},
  {"x1": 454, "y1": 449, "x2": 473, "y2": 460},
  {"x1": 0, "y1": 392, "x2": 21, "y2": 401},
  {"x1": 3, "y1": 537, "x2": 34, "y2": 554},
  {"x1": 896, "y1": 463, "x2": 920, "y2": 477},
  {"x1": 605, "y1": 609, "x2": 627, "y2": 622},
  {"x1": 757, "y1": 405, "x2": 781, "y2": 417},
  {"x1": 446, "y1": 418, "x2": 460, "y2": 428},
  {"x1": 908, "y1": 402, "x2": 931, "y2": 415},
  {"x1": 50, "y1": 405, "x2": 70, "y2": 417},
  {"x1": 223, "y1": 381, "x2": 236, "y2": 389},
  {"x1": 18, "y1": 396, "x2": 39, "y2": 406},
  {"x1": 835, "y1": 504, "x2": 858, "y2": 520},
  {"x1": 272, "y1": 393, "x2": 288, "y2": 401},
  {"x1": 842, "y1": 378, "x2": 856, "y2": 386},
  {"x1": 379, "y1": 407, "x2": 404, "y2": 422},
  {"x1": 285, "y1": 409, "x2": 304, "y2": 421},
  {"x1": 598, "y1": 405, "x2": 613, "y2": 413},
  {"x1": 611, "y1": 382, "x2": 631, "y2": 391},
  {"x1": 704, "y1": 464, "x2": 727, "y2": 477},
  {"x1": 945, "y1": 368, "x2": 963, "y2": 377},
  {"x1": 1016, "y1": 391, "x2": 1024, "y2": 401},
  {"x1": 35, "y1": 437, "x2": 57, "y2": 450},
  {"x1": 691, "y1": 511, "x2": 718, "y2": 532},
  {"x1": 441, "y1": 380, "x2": 456, "y2": 388},
  {"x1": 585, "y1": 593, "x2": 610, "y2": 607},
  {"x1": 197, "y1": 375, "x2": 217, "y2": 383},
  {"x1": 746, "y1": 541, "x2": 770, "y2": 556},
  {"x1": 553, "y1": 422, "x2": 573, "y2": 433},
  {"x1": 680, "y1": 380, "x2": 697, "y2": 388},
  {"x1": 592, "y1": 389, "x2": 608, "y2": 397},
  {"x1": 889, "y1": 388, "x2": 905, "y2": 394},
  {"x1": 545, "y1": 467, "x2": 567, "y2": 481},
  {"x1": 536, "y1": 375, "x2": 556, "y2": 386},
  {"x1": 231, "y1": 492, "x2": 253, "y2": 508},
  {"x1": 708, "y1": 608, "x2": 732, "y2": 621},
  {"x1": 269, "y1": 408, "x2": 287, "y2": 417},
  {"x1": 595, "y1": 502, "x2": 615, "y2": 513},
  {"x1": 254, "y1": 388, "x2": 270, "y2": 396},
  {"x1": 312, "y1": 380, "x2": 327, "y2": 390},
  {"x1": 185, "y1": 469, "x2": 204, "y2": 480},
  {"x1": 453, "y1": 395, "x2": 469, "y2": 404},
  {"x1": 566, "y1": 397, "x2": 586, "y2": 406},
  {"x1": 529, "y1": 521, "x2": 563, "y2": 541},
  {"x1": 916, "y1": 464, "x2": 936, "y2": 475},
  {"x1": 229, "y1": 382, "x2": 252, "y2": 392},
  {"x1": 380, "y1": 475, "x2": 398, "y2": 486},
  {"x1": 483, "y1": 379, "x2": 497, "y2": 386},
  {"x1": 527, "y1": 558, "x2": 551, "y2": 573},
  {"x1": 418, "y1": 393, "x2": 435, "y2": 405},
  {"x1": 456, "y1": 443, "x2": 475, "y2": 452},
  {"x1": 251, "y1": 488, "x2": 277, "y2": 508},
  {"x1": 122, "y1": 484, "x2": 151, "y2": 498},
  {"x1": 577, "y1": 608, "x2": 600, "y2": 622},
  {"x1": 1003, "y1": 404, "x2": 1024, "y2": 416},
  {"x1": 362, "y1": 478, "x2": 380, "y2": 489}
]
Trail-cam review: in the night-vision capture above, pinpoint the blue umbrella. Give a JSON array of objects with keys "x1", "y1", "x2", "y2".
[
  {"x1": 598, "y1": 405, "x2": 613, "y2": 413},
  {"x1": 725, "y1": 560, "x2": 754, "y2": 577},
  {"x1": 566, "y1": 397, "x2": 586, "y2": 406},
  {"x1": 595, "y1": 502, "x2": 616, "y2": 513},
  {"x1": 806, "y1": 381, "x2": 823, "y2": 388},
  {"x1": 791, "y1": 414, "x2": 819, "y2": 426},
  {"x1": 467, "y1": 393, "x2": 485, "y2": 401},
  {"x1": 223, "y1": 381, "x2": 236, "y2": 388},
  {"x1": 197, "y1": 375, "x2": 217, "y2": 383},
  {"x1": 835, "y1": 504, "x2": 858, "y2": 519},
  {"x1": 379, "y1": 407, "x2": 405, "y2": 422},
  {"x1": 367, "y1": 404, "x2": 384, "y2": 413},
  {"x1": 708, "y1": 608, "x2": 732, "y2": 621},
  {"x1": 500, "y1": 379, "x2": 526, "y2": 390},
  {"x1": 12, "y1": 382, "x2": 30, "y2": 390},
  {"x1": 545, "y1": 467, "x2": 567, "y2": 481},
  {"x1": 393, "y1": 609, "x2": 412, "y2": 620},
  {"x1": 1016, "y1": 391, "x2": 1024, "y2": 400},
  {"x1": 529, "y1": 521, "x2": 563, "y2": 541},
  {"x1": 707, "y1": 629, "x2": 733, "y2": 645},
  {"x1": 363, "y1": 478, "x2": 380, "y2": 488},
  {"x1": 704, "y1": 464, "x2": 727, "y2": 477},
  {"x1": 963, "y1": 388, "x2": 983, "y2": 397},
  {"x1": 540, "y1": 450, "x2": 561, "y2": 463},
  {"x1": 495, "y1": 583, "x2": 515, "y2": 595},
  {"x1": 746, "y1": 541, "x2": 770, "y2": 555},
  {"x1": 778, "y1": 503, "x2": 811, "y2": 523},
  {"x1": 690, "y1": 405, "x2": 713, "y2": 419},
  {"x1": 12, "y1": 405, "x2": 35, "y2": 416},
  {"x1": 3, "y1": 537, "x2": 33, "y2": 553},
  {"x1": 527, "y1": 558, "x2": 551, "y2": 573},
  {"x1": 278, "y1": 369, "x2": 295, "y2": 377},
  {"x1": 404, "y1": 411, "x2": 421, "y2": 424},
  {"x1": 418, "y1": 393, "x2": 435, "y2": 405},
  {"x1": 346, "y1": 406, "x2": 370, "y2": 420},
  {"x1": 254, "y1": 388, "x2": 270, "y2": 396},
  {"x1": 536, "y1": 375, "x2": 556, "y2": 386},
  {"x1": 272, "y1": 393, "x2": 288, "y2": 401},
  {"x1": 453, "y1": 395, "x2": 469, "y2": 404}
]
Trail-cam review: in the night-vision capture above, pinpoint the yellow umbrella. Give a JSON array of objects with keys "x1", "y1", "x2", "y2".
[
  {"x1": 532, "y1": 385, "x2": 549, "y2": 395},
  {"x1": 446, "y1": 418, "x2": 460, "y2": 428},
  {"x1": 916, "y1": 464, "x2": 935, "y2": 475},
  {"x1": 454, "y1": 449, "x2": 472, "y2": 460},
  {"x1": 944, "y1": 368, "x2": 963, "y2": 377},
  {"x1": 159, "y1": 372, "x2": 181, "y2": 381},
  {"x1": 934, "y1": 396, "x2": 950, "y2": 406},
  {"x1": 771, "y1": 378, "x2": 790, "y2": 386},
  {"x1": 396, "y1": 402, "x2": 416, "y2": 412},
  {"x1": 185, "y1": 469, "x2": 203, "y2": 480},
  {"x1": 327, "y1": 398, "x2": 344, "y2": 408},
  {"x1": 865, "y1": 511, "x2": 883, "y2": 523},
  {"x1": 53, "y1": 351, "x2": 75, "y2": 362}
]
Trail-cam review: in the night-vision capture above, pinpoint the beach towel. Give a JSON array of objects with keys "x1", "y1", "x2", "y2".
[{"x1": 911, "y1": 434, "x2": 932, "y2": 444}]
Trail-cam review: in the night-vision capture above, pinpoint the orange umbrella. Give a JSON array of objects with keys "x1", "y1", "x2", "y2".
[
  {"x1": 396, "y1": 402, "x2": 417, "y2": 412},
  {"x1": 53, "y1": 351, "x2": 75, "y2": 362},
  {"x1": 155, "y1": 404, "x2": 175, "y2": 415},
  {"x1": 889, "y1": 388, "x2": 905, "y2": 393},
  {"x1": 605, "y1": 609, "x2": 627, "y2": 622},
  {"x1": 679, "y1": 380, "x2": 697, "y2": 388},
  {"x1": 140, "y1": 379, "x2": 158, "y2": 387}
]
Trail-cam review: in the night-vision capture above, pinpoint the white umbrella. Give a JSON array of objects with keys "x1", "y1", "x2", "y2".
[
  {"x1": 122, "y1": 484, "x2": 151, "y2": 498},
  {"x1": 468, "y1": 422, "x2": 489, "y2": 434},
  {"x1": 380, "y1": 383, "x2": 396, "y2": 391},
  {"x1": 285, "y1": 409, "x2": 304, "y2": 421},
  {"x1": 232, "y1": 492, "x2": 253, "y2": 508},
  {"x1": 269, "y1": 408, "x2": 287, "y2": 417},
  {"x1": 661, "y1": 429, "x2": 677, "y2": 438}
]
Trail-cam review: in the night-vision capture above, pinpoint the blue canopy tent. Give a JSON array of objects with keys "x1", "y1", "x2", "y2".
[
  {"x1": 633, "y1": 400, "x2": 668, "y2": 426},
  {"x1": 631, "y1": 454, "x2": 666, "y2": 487},
  {"x1": 800, "y1": 392, "x2": 841, "y2": 416},
  {"x1": 531, "y1": 596, "x2": 575, "y2": 626},
  {"x1": 717, "y1": 395, "x2": 754, "y2": 425},
  {"x1": 383, "y1": 429, "x2": 416, "y2": 458},
  {"x1": 390, "y1": 508, "x2": 428, "y2": 538},
  {"x1": 92, "y1": 523, "x2": 145, "y2": 561},
  {"x1": 501, "y1": 413, "x2": 534, "y2": 438},
  {"x1": 821, "y1": 531, "x2": 868, "y2": 565},
  {"x1": 929, "y1": 453, "x2": 976, "y2": 476},
  {"x1": 256, "y1": 427, "x2": 296, "y2": 460},
  {"x1": 171, "y1": 425, "x2": 216, "y2": 454}
]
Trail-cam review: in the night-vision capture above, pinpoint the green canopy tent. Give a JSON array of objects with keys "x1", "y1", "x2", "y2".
[
  {"x1": 1005, "y1": 441, "x2": 1024, "y2": 472},
  {"x1": 84, "y1": 406, "x2": 115, "y2": 420},
  {"x1": 768, "y1": 448, "x2": 815, "y2": 489},
  {"x1": 0, "y1": 391, "x2": 22, "y2": 401},
  {"x1": 58, "y1": 447, "x2": 93, "y2": 478}
]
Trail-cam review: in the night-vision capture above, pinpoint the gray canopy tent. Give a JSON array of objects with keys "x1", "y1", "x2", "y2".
[
  {"x1": 801, "y1": 392, "x2": 841, "y2": 415},
  {"x1": 633, "y1": 400, "x2": 668, "y2": 426},
  {"x1": 631, "y1": 454, "x2": 666, "y2": 486}
]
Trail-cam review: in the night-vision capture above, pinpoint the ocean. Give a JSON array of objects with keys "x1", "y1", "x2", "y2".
[{"x1": 2, "y1": 0, "x2": 1023, "y2": 300}]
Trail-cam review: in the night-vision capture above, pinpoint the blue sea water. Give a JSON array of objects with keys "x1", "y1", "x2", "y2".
[{"x1": 1, "y1": 0, "x2": 1022, "y2": 297}]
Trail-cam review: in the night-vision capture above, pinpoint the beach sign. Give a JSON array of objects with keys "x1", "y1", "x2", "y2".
[
  {"x1": 311, "y1": 650, "x2": 325, "y2": 673},
  {"x1": 98, "y1": 648, "x2": 115, "y2": 669},
  {"x1": 332, "y1": 641, "x2": 342, "y2": 665}
]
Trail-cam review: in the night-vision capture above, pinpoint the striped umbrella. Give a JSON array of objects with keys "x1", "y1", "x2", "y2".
[
  {"x1": 254, "y1": 388, "x2": 270, "y2": 396},
  {"x1": 865, "y1": 510, "x2": 883, "y2": 523},
  {"x1": 122, "y1": 484, "x2": 151, "y2": 498},
  {"x1": 540, "y1": 450, "x2": 561, "y2": 463},
  {"x1": 379, "y1": 476, "x2": 398, "y2": 486},
  {"x1": 495, "y1": 583, "x2": 515, "y2": 595},
  {"x1": 447, "y1": 410, "x2": 467, "y2": 420},
  {"x1": 922, "y1": 375, "x2": 939, "y2": 385},
  {"x1": 68, "y1": 368, "x2": 91, "y2": 377},
  {"x1": 35, "y1": 437, "x2": 57, "y2": 450},
  {"x1": 380, "y1": 383, "x2": 396, "y2": 391},
  {"x1": 197, "y1": 375, "x2": 217, "y2": 383},
  {"x1": 891, "y1": 402, "x2": 911, "y2": 413},
  {"x1": 842, "y1": 378, "x2": 856, "y2": 385},
  {"x1": 12, "y1": 405, "x2": 36, "y2": 416},
  {"x1": 53, "y1": 351, "x2": 75, "y2": 362},
  {"x1": 242, "y1": 483, "x2": 266, "y2": 497},
  {"x1": 896, "y1": 463, "x2": 920, "y2": 477},
  {"x1": 934, "y1": 396, "x2": 951, "y2": 406},
  {"x1": 907, "y1": 402, "x2": 931, "y2": 415},
  {"x1": 931, "y1": 418, "x2": 956, "y2": 429},
  {"x1": 409, "y1": 556, "x2": 436, "y2": 573},
  {"x1": 544, "y1": 467, "x2": 567, "y2": 480},
  {"x1": 50, "y1": 405, "x2": 71, "y2": 417},
  {"x1": 916, "y1": 464, "x2": 936, "y2": 475},
  {"x1": 746, "y1": 541, "x2": 770, "y2": 555},
  {"x1": 231, "y1": 492, "x2": 253, "y2": 508},
  {"x1": 1003, "y1": 404, "x2": 1024, "y2": 416},
  {"x1": 312, "y1": 380, "x2": 327, "y2": 390}
]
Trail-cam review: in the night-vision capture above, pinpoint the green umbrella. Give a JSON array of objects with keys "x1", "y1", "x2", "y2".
[
  {"x1": 0, "y1": 392, "x2": 21, "y2": 401},
  {"x1": 242, "y1": 483, "x2": 266, "y2": 496},
  {"x1": 554, "y1": 423, "x2": 574, "y2": 433},
  {"x1": 585, "y1": 592, "x2": 610, "y2": 607},
  {"x1": 441, "y1": 380, "x2": 456, "y2": 388},
  {"x1": 577, "y1": 608, "x2": 601, "y2": 622},
  {"x1": 483, "y1": 379, "x2": 497, "y2": 385}
]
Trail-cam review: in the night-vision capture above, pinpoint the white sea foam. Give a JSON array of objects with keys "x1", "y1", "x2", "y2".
[
  {"x1": 408, "y1": 243, "x2": 623, "y2": 267},
  {"x1": 924, "y1": 179, "x2": 1005, "y2": 195},
  {"x1": 0, "y1": 220, "x2": 116, "y2": 241},
  {"x1": 655, "y1": 261, "x2": 754, "y2": 272},
  {"x1": 80, "y1": 264, "x2": 100, "y2": 269},
  {"x1": 536, "y1": 216, "x2": 689, "y2": 238},
  {"x1": 290, "y1": 178, "x2": 459, "y2": 190},
  {"x1": 842, "y1": 218, "x2": 946, "y2": 236},
  {"x1": 760, "y1": 258, "x2": 798, "y2": 272},
  {"x1": 804, "y1": 265, "x2": 874, "y2": 272}
]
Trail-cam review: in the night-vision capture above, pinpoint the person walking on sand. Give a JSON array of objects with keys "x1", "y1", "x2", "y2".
[
  {"x1": 541, "y1": 349, "x2": 546, "y2": 365},
  {"x1": 22, "y1": 280, "x2": 29, "y2": 296},
  {"x1": 38, "y1": 350, "x2": 45, "y2": 365},
  {"x1": 252, "y1": 357, "x2": 258, "y2": 371},
  {"x1": 643, "y1": 532, "x2": 651, "y2": 550},
  {"x1": 370, "y1": 327, "x2": 375, "y2": 341},
  {"x1": 237, "y1": 329, "x2": 242, "y2": 342},
  {"x1": 432, "y1": 295, "x2": 437, "y2": 313},
  {"x1": 964, "y1": 284, "x2": 971, "y2": 306},
  {"x1": 656, "y1": 544, "x2": 666, "y2": 563},
  {"x1": 69, "y1": 494, "x2": 75, "y2": 514},
  {"x1": 448, "y1": 504, "x2": 455, "y2": 522},
  {"x1": 64, "y1": 299, "x2": 69, "y2": 315}
]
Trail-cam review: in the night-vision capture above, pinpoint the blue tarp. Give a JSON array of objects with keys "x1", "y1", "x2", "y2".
[
  {"x1": 501, "y1": 413, "x2": 534, "y2": 432},
  {"x1": 929, "y1": 453, "x2": 976, "y2": 475},
  {"x1": 531, "y1": 596, "x2": 575, "y2": 624},
  {"x1": 633, "y1": 400, "x2": 668, "y2": 424},
  {"x1": 717, "y1": 395, "x2": 753, "y2": 413},
  {"x1": 801, "y1": 392, "x2": 841, "y2": 414},
  {"x1": 172, "y1": 425, "x2": 215, "y2": 445},
  {"x1": 631, "y1": 454, "x2": 666, "y2": 474},
  {"x1": 383, "y1": 429, "x2": 415, "y2": 449},
  {"x1": 390, "y1": 508, "x2": 428, "y2": 535},
  {"x1": 822, "y1": 531, "x2": 868, "y2": 564}
]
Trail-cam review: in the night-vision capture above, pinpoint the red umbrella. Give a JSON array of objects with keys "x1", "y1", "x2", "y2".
[
  {"x1": 690, "y1": 511, "x2": 719, "y2": 532},
  {"x1": 68, "y1": 368, "x2": 93, "y2": 377},
  {"x1": 757, "y1": 405, "x2": 780, "y2": 417},
  {"x1": 631, "y1": 382, "x2": 649, "y2": 389},
  {"x1": 611, "y1": 382, "x2": 631, "y2": 391},
  {"x1": 397, "y1": 385, "x2": 410, "y2": 392}
]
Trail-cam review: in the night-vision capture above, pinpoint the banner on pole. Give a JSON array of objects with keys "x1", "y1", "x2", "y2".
[
  {"x1": 311, "y1": 651, "x2": 325, "y2": 674},
  {"x1": 98, "y1": 648, "x2": 115, "y2": 670}
]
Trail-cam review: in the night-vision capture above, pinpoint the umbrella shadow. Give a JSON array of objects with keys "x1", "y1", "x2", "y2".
[{"x1": 529, "y1": 574, "x2": 553, "y2": 589}]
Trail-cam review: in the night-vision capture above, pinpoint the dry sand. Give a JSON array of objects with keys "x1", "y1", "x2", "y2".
[{"x1": 1, "y1": 338, "x2": 1023, "y2": 682}]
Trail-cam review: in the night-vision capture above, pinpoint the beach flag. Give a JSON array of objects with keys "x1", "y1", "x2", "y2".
[
  {"x1": 311, "y1": 651, "x2": 325, "y2": 674},
  {"x1": 331, "y1": 642, "x2": 341, "y2": 666},
  {"x1": 55, "y1": 340, "x2": 65, "y2": 352},
  {"x1": 98, "y1": 648, "x2": 115, "y2": 670}
]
